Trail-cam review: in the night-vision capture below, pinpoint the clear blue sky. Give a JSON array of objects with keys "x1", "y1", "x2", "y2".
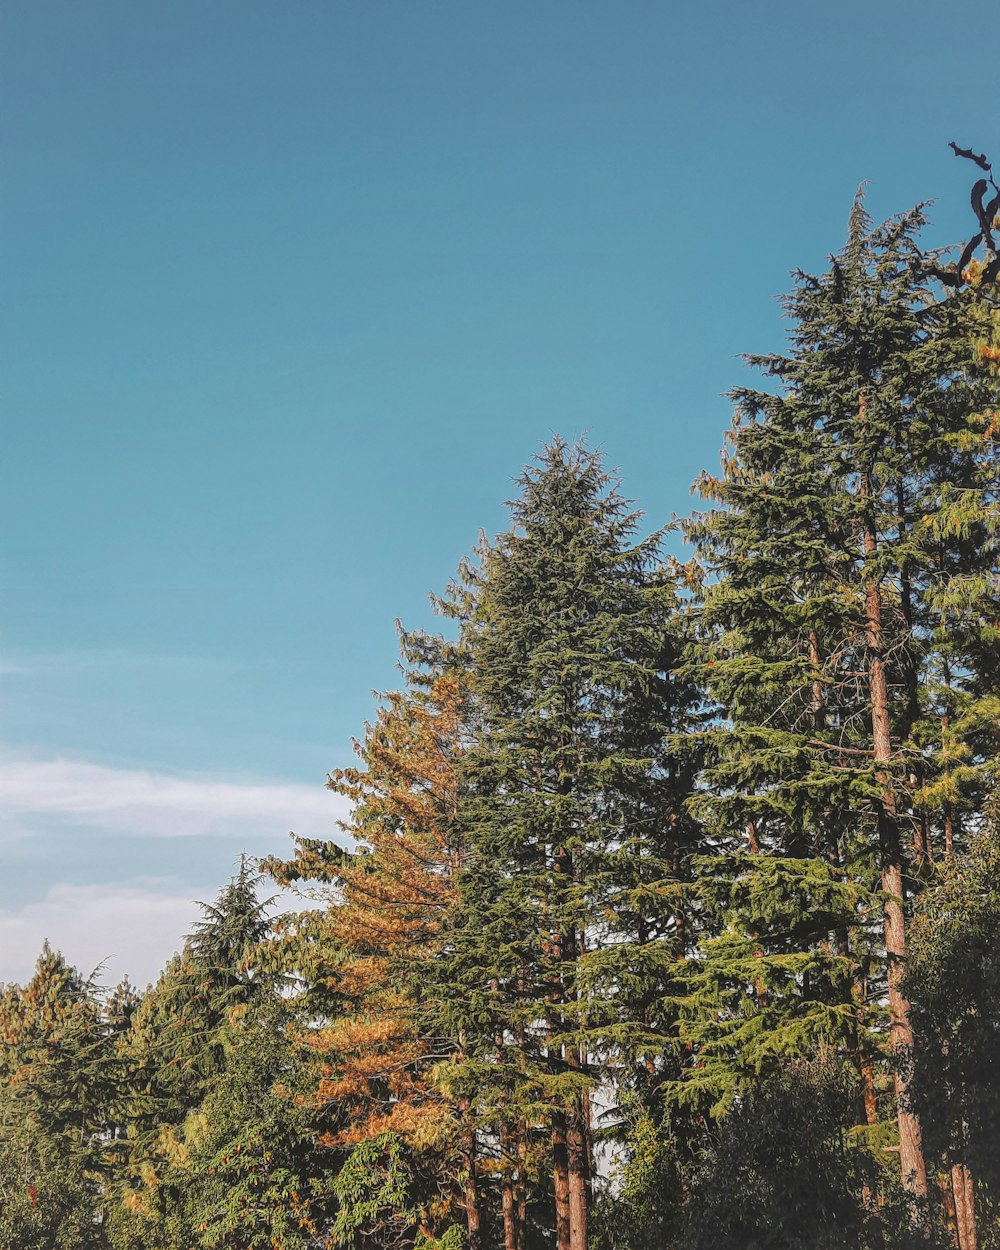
[{"x1": 0, "y1": 0, "x2": 992, "y2": 984}]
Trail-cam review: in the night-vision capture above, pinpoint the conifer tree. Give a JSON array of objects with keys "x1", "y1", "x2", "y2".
[
  {"x1": 264, "y1": 671, "x2": 471, "y2": 1250},
  {"x1": 176, "y1": 1004, "x2": 335, "y2": 1250},
  {"x1": 110, "y1": 864, "x2": 279, "y2": 1248},
  {"x1": 681, "y1": 195, "x2": 998, "y2": 1225},
  {"x1": 0, "y1": 945, "x2": 114, "y2": 1249},
  {"x1": 435, "y1": 440, "x2": 700, "y2": 1250}
]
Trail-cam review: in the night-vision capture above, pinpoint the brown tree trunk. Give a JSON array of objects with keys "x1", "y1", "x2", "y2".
[
  {"x1": 940, "y1": 1169, "x2": 960, "y2": 1248},
  {"x1": 895, "y1": 481, "x2": 930, "y2": 868},
  {"x1": 562, "y1": 917, "x2": 590, "y2": 1250},
  {"x1": 516, "y1": 1119, "x2": 528, "y2": 1250},
  {"x1": 861, "y1": 1055, "x2": 878, "y2": 1129},
  {"x1": 459, "y1": 1101, "x2": 482, "y2": 1250},
  {"x1": 673, "y1": 848, "x2": 687, "y2": 958},
  {"x1": 567, "y1": 1097, "x2": 590, "y2": 1250},
  {"x1": 809, "y1": 628, "x2": 825, "y2": 724},
  {"x1": 942, "y1": 695, "x2": 956, "y2": 862},
  {"x1": 952, "y1": 1163, "x2": 978, "y2": 1250},
  {"x1": 860, "y1": 510, "x2": 930, "y2": 1210},
  {"x1": 861, "y1": 463, "x2": 929, "y2": 1208},
  {"x1": 552, "y1": 1109, "x2": 571, "y2": 1250},
  {"x1": 500, "y1": 1120, "x2": 517, "y2": 1250},
  {"x1": 547, "y1": 859, "x2": 572, "y2": 1250},
  {"x1": 502, "y1": 1175, "x2": 517, "y2": 1250}
]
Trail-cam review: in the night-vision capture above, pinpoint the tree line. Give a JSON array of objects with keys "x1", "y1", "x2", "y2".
[{"x1": 2, "y1": 183, "x2": 998, "y2": 1250}]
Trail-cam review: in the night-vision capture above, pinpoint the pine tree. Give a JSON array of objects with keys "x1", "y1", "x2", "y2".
[
  {"x1": 263, "y1": 671, "x2": 472, "y2": 1250},
  {"x1": 177, "y1": 1004, "x2": 336, "y2": 1250},
  {"x1": 681, "y1": 194, "x2": 998, "y2": 1225},
  {"x1": 435, "y1": 439, "x2": 700, "y2": 1250},
  {"x1": 109, "y1": 864, "x2": 278, "y2": 1248},
  {"x1": 0, "y1": 945, "x2": 114, "y2": 1249}
]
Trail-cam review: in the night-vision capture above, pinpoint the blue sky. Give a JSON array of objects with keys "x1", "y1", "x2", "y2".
[{"x1": 1, "y1": 0, "x2": 993, "y2": 985}]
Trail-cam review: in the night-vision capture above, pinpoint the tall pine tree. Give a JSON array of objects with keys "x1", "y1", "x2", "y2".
[
  {"x1": 435, "y1": 439, "x2": 700, "y2": 1250},
  {"x1": 682, "y1": 195, "x2": 997, "y2": 1229}
]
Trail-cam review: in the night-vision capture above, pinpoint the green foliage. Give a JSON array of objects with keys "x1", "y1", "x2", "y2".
[
  {"x1": 107, "y1": 864, "x2": 293, "y2": 1250},
  {"x1": 679, "y1": 1059, "x2": 888, "y2": 1250},
  {"x1": 670, "y1": 852, "x2": 859, "y2": 1114},
  {"x1": 179, "y1": 1008, "x2": 334, "y2": 1249},
  {"x1": 0, "y1": 1088, "x2": 106, "y2": 1250},
  {"x1": 906, "y1": 821, "x2": 1000, "y2": 1191},
  {"x1": 0, "y1": 946, "x2": 114, "y2": 1249},
  {"x1": 435, "y1": 439, "x2": 700, "y2": 1122},
  {"x1": 415, "y1": 1228, "x2": 464, "y2": 1250},
  {"x1": 330, "y1": 1132, "x2": 420, "y2": 1249},
  {"x1": 590, "y1": 1100, "x2": 683, "y2": 1250},
  {"x1": 674, "y1": 196, "x2": 999, "y2": 1232}
]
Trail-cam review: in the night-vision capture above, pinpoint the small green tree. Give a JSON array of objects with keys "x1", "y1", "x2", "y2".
[
  {"x1": 906, "y1": 817, "x2": 1000, "y2": 1248},
  {"x1": 0, "y1": 945, "x2": 114, "y2": 1249},
  {"x1": 177, "y1": 1005, "x2": 335, "y2": 1249},
  {"x1": 109, "y1": 862, "x2": 281, "y2": 1249},
  {"x1": 680, "y1": 1059, "x2": 890, "y2": 1250}
]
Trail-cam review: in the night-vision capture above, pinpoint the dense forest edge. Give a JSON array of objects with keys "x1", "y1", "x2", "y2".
[{"x1": 3, "y1": 150, "x2": 999, "y2": 1250}]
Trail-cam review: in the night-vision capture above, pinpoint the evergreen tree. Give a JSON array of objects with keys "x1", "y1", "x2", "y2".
[
  {"x1": 435, "y1": 439, "x2": 700, "y2": 1250},
  {"x1": 0, "y1": 945, "x2": 115, "y2": 1249},
  {"x1": 679, "y1": 1058, "x2": 891, "y2": 1250},
  {"x1": 178, "y1": 1005, "x2": 336, "y2": 1250},
  {"x1": 109, "y1": 864, "x2": 278, "y2": 1248},
  {"x1": 681, "y1": 195, "x2": 998, "y2": 1228}
]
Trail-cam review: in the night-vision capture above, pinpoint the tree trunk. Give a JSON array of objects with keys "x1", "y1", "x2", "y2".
[
  {"x1": 940, "y1": 1169, "x2": 960, "y2": 1248},
  {"x1": 861, "y1": 1054, "x2": 878, "y2": 1129},
  {"x1": 552, "y1": 1109, "x2": 571, "y2": 1250},
  {"x1": 895, "y1": 480, "x2": 930, "y2": 868},
  {"x1": 861, "y1": 463, "x2": 929, "y2": 1208},
  {"x1": 549, "y1": 801, "x2": 581, "y2": 1250},
  {"x1": 562, "y1": 915, "x2": 590, "y2": 1250},
  {"x1": 808, "y1": 628, "x2": 825, "y2": 724},
  {"x1": 460, "y1": 1101, "x2": 482, "y2": 1250},
  {"x1": 547, "y1": 884, "x2": 571, "y2": 1250},
  {"x1": 501, "y1": 1120, "x2": 517, "y2": 1250},
  {"x1": 464, "y1": 1160, "x2": 482, "y2": 1250},
  {"x1": 567, "y1": 1096, "x2": 590, "y2": 1250},
  {"x1": 952, "y1": 1163, "x2": 978, "y2": 1250},
  {"x1": 942, "y1": 692, "x2": 956, "y2": 862},
  {"x1": 516, "y1": 1118, "x2": 528, "y2": 1250}
]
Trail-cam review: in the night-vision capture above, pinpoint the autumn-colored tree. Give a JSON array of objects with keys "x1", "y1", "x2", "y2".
[{"x1": 264, "y1": 670, "x2": 472, "y2": 1249}]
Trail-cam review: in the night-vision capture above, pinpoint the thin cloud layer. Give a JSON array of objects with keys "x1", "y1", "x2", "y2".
[
  {"x1": 0, "y1": 878, "x2": 327, "y2": 991},
  {"x1": 0, "y1": 751, "x2": 349, "y2": 841},
  {"x1": 0, "y1": 880, "x2": 210, "y2": 988}
]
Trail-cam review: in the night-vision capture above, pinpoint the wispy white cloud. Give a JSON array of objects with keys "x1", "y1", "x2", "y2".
[
  {"x1": 0, "y1": 880, "x2": 209, "y2": 989},
  {"x1": 0, "y1": 751, "x2": 349, "y2": 841},
  {"x1": 0, "y1": 878, "x2": 327, "y2": 992}
]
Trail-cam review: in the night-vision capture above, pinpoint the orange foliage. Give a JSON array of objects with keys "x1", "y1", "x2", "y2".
[{"x1": 266, "y1": 673, "x2": 465, "y2": 1152}]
